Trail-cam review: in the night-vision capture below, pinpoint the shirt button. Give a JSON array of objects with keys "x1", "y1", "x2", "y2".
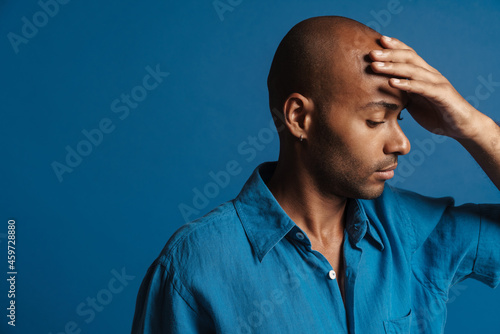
[
  {"x1": 328, "y1": 270, "x2": 336, "y2": 280},
  {"x1": 296, "y1": 232, "x2": 305, "y2": 240}
]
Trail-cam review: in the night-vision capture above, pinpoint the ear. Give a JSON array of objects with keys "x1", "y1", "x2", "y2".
[{"x1": 282, "y1": 93, "x2": 314, "y2": 141}]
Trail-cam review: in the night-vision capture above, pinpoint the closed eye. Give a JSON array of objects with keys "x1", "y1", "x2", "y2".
[
  {"x1": 367, "y1": 120, "x2": 385, "y2": 127},
  {"x1": 397, "y1": 112, "x2": 404, "y2": 121}
]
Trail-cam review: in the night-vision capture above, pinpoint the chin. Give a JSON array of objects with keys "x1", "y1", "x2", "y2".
[{"x1": 352, "y1": 182, "x2": 386, "y2": 200}]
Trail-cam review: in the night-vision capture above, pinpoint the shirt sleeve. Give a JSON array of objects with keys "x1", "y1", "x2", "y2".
[
  {"x1": 131, "y1": 260, "x2": 214, "y2": 334},
  {"x1": 470, "y1": 204, "x2": 500, "y2": 288},
  {"x1": 392, "y1": 187, "x2": 500, "y2": 292}
]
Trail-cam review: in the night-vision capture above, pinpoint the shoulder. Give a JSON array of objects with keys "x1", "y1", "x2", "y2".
[
  {"x1": 360, "y1": 185, "x2": 457, "y2": 252},
  {"x1": 153, "y1": 200, "x2": 249, "y2": 279},
  {"x1": 364, "y1": 184, "x2": 456, "y2": 221}
]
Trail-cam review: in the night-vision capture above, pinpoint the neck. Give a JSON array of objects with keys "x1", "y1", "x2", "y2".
[{"x1": 266, "y1": 156, "x2": 347, "y2": 247}]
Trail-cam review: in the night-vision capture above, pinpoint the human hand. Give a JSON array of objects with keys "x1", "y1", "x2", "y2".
[{"x1": 369, "y1": 36, "x2": 487, "y2": 140}]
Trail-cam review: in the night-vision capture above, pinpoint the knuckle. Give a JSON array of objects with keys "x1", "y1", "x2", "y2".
[
  {"x1": 442, "y1": 83, "x2": 454, "y2": 94},
  {"x1": 431, "y1": 82, "x2": 444, "y2": 93},
  {"x1": 405, "y1": 80, "x2": 414, "y2": 92}
]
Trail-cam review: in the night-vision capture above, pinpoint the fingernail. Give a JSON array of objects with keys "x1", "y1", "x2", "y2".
[
  {"x1": 383, "y1": 35, "x2": 392, "y2": 41},
  {"x1": 392, "y1": 78, "x2": 401, "y2": 83},
  {"x1": 372, "y1": 50, "x2": 384, "y2": 56},
  {"x1": 374, "y1": 62, "x2": 385, "y2": 67}
]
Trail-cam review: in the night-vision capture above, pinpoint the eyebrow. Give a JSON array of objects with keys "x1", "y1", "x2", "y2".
[{"x1": 359, "y1": 101, "x2": 401, "y2": 111}]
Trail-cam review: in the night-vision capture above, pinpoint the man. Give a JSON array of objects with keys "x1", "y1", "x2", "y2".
[{"x1": 131, "y1": 16, "x2": 500, "y2": 333}]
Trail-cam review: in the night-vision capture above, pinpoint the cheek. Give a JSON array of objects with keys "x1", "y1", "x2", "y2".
[{"x1": 340, "y1": 122, "x2": 381, "y2": 163}]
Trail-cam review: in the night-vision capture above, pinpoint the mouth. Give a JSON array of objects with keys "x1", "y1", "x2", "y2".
[{"x1": 374, "y1": 164, "x2": 397, "y2": 180}]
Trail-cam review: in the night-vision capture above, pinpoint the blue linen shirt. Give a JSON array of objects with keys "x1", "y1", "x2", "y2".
[{"x1": 131, "y1": 161, "x2": 500, "y2": 334}]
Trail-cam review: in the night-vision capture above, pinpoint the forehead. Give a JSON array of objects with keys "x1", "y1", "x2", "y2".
[{"x1": 327, "y1": 29, "x2": 407, "y2": 108}]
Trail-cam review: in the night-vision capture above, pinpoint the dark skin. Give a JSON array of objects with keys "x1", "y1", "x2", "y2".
[{"x1": 267, "y1": 19, "x2": 500, "y2": 307}]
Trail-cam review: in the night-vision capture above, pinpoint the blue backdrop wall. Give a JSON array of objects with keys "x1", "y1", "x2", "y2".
[{"x1": 1, "y1": 0, "x2": 499, "y2": 333}]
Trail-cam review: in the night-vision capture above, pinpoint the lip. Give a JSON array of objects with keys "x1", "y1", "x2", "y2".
[
  {"x1": 378, "y1": 164, "x2": 398, "y2": 172},
  {"x1": 374, "y1": 164, "x2": 397, "y2": 180}
]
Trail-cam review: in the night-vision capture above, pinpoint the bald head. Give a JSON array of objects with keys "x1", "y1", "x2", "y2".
[{"x1": 267, "y1": 16, "x2": 381, "y2": 115}]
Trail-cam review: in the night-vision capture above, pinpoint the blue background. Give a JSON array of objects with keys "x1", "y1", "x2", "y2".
[{"x1": 1, "y1": 0, "x2": 499, "y2": 333}]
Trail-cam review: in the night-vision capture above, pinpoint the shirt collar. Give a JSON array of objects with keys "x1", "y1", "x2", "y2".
[{"x1": 233, "y1": 161, "x2": 384, "y2": 262}]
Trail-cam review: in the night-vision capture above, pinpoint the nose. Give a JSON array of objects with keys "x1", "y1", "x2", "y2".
[{"x1": 384, "y1": 123, "x2": 411, "y2": 156}]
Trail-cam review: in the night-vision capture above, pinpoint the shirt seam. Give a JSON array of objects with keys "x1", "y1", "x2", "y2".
[
  {"x1": 152, "y1": 205, "x2": 235, "y2": 320},
  {"x1": 411, "y1": 267, "x2": 447, "y2": 299},
  {"x1": 470, "y1": 204, "x2": 496, "y2": 282},
  {"x1": 471, "y1": 203, "x2": 482, "y2": 274},
  {"x1": 393, "y1": 186, "x2": 448, "y2": 295},
  {"x1": 158, "y1": 261, "x2": 210, "y2": 319},
  {"x1": 391, "y1": 186, "x2": 417, "y2": 255},
  {"x1": 169, "y1": 270, "x2": 202, "y2": 316},
  {"x1": 161, "y1": 204, "x2": 236, "y2": 263}
]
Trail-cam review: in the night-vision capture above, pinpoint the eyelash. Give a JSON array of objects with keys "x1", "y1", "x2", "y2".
[
  {"x1": 367, "y1": 120, "x2": 385, "y2": 127},
  {"x1": 367, "y1": 113, "x2": 404, "y2": 127}
]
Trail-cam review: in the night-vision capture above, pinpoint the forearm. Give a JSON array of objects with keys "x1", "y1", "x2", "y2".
[{"x1": 458, "y1": 114, "x2": 500, "y2": 191}]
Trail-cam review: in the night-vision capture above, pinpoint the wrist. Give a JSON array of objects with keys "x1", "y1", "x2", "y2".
[{"x1": 456, "y1": 113, "x2": 497, "y2": 147}]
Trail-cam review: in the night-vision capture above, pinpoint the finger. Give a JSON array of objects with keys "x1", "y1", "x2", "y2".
[
  {"x1": 388, "y1": 78, "x2": 448, "y2": 100},
  {"x1": 379, "y1": 36, "x2": 441, "y2": 73},
  {"x1": 371, "y1": 61, "x2": 442, "y2": 83},
  {"x1": 380, "y1": 35, "x2": 413, "y2": 51},
  {"x1": 369, "y1": 49, "x2": 440, "y2": 74}
]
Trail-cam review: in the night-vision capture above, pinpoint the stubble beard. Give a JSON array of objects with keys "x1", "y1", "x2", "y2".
[{"x1": 307, "y1": 112, "x2": 387, "y2": 200}]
